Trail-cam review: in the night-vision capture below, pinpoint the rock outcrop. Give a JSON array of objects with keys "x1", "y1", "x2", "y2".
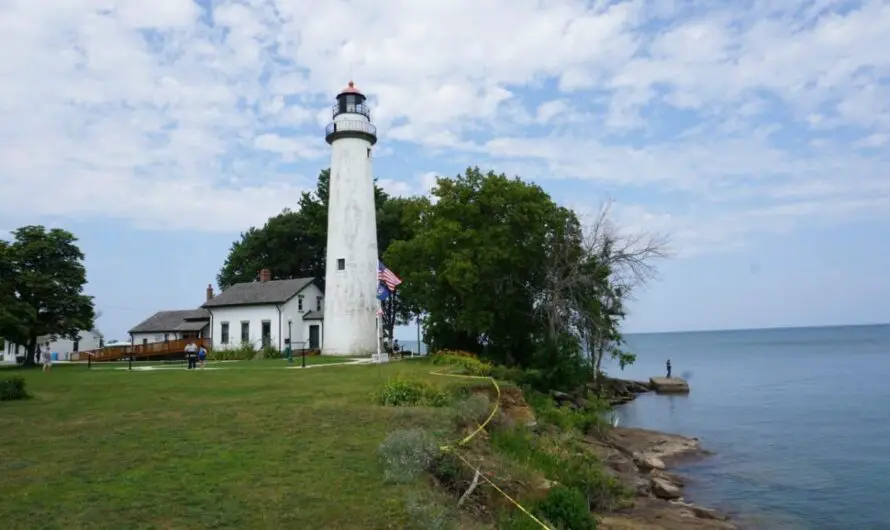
[
  {"x1": 583, "y1": 427, "x2": 736, "y2": 529},
  {"x1": 649, "y1": 377, "x2": 690, "y2": 394},
  {"x1": 590, "y1": 377, "x2": 654, "y2": 405}
]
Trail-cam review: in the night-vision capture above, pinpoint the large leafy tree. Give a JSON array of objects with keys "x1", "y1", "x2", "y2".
[
  {"x1": 216, "y1": 168, "x2": 422, "y2": 340},
  {"x1": 384, "y1": 167, "x2": 583, "y2": 367},
  {"x1": 0, "y1": 226, "x2": 96, "y2": 365}
]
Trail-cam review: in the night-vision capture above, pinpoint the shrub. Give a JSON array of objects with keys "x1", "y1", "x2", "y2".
[
  {"x1": 499, "y1": 512, "x2": 556, "y2": 530},
  {"x1": 433, "y1": 349, "x2": 477, "y2": 358},
  {"x1": 375, "y1": 378, "x2": 450, "y2": 407},
  {"x1": 404, "y1": 492, "x2": 455, "y2": 530},
  {"x1": 378, "y1": 428, "x2": 441, "y2": 483},
  {"x1": 0, "y1": 376, "x2": 28, "y2": 401},
  {"x1": 524, "y1": 334, "x2": 590, "y2": 393},
  {"x1": 491, "y1": 427, "x2": 628, "y2": 512},
  {"x1": 523, "y1": 391, "x2": 610, "y2": 434},
  {"x1": 431, "y1": 354, "x2": 492, "y2": 376},
  {"x1": 208, "y1": 341, "x2": 265, "y2": 361},
  {"x1": 534, "y1": 485, "x2": 598, "y2": 530},
  {"x1": 489, "y1": 364, "x2": 527, "y2": 384},
  {"x1": 260, "y1": 344, "x2": 280, "y2": 359},
  {"x1": 452, "y1": 393, "x2": 493, "y2": 428}
]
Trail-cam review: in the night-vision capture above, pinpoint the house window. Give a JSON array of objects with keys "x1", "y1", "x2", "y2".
[
  {"x1": 99, "y1": 338, "x2": 105, "y2": 348},
  {"x1": 298, "y1": 295, "x2": 304, "y2": 311},
  {"x1": 241, "y1": 321, "x2": 250, "y2": 344},
  {"x1": 142, "y1": 338, "x2": 148, "y2": 346},
  {"x1": 316, "y1": 296, "x2": 323, "y2": 311},
  {"x1": 73, "y1": 340, "x2": 79, "y2": 352},
  {"x1": 163, "y1": 333, "x2": 169, "y2": 342},
  {"x1": 261, "y1": 320, "x2": 271, "y2": 348},
  {"x1": 337, "y1": 258, "x2": 345, "y2": 270},
  {"x1": 221, "y1": 322, "x2": 230, "y2": 344}
]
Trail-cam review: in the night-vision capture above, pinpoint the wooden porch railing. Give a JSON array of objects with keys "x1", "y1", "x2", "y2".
[{"x1": 73, "y1": 338, "x2": 211, "y2": 362}]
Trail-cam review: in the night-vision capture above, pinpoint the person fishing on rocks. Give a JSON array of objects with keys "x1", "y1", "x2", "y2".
[{"x1": 666, "y1": 359, "x2": 672, "y2": 378}]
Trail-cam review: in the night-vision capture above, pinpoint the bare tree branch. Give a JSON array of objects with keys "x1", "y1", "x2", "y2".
[{"x1": 535, "y1": 200, "x2": 671, "y2": 384}]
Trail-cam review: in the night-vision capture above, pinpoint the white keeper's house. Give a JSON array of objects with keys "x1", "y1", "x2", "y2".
[
  {"x1": 128, "y1": 269, "x2": 324, "y2": 352},
  {"x1": 1, "y1": 328, "x2": 105, "y2": 363}
]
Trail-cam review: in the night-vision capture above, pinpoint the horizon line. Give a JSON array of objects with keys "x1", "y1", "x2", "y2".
[{"x1": 625, "y1": 322, "x2": 890, "y2": 336}]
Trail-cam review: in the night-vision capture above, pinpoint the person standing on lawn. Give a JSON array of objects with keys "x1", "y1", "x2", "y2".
[
  {"x1": 184, "y1": 341, "x2": 198, "y2": 370},
  {"x1": 42, "y1": 349, "x2": 52, "y2": 372},
  {"x1": 197, "y1": 345, "x2": 207, "y2": 369}
]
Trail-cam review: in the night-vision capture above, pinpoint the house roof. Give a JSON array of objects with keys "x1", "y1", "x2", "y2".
[
  {"x1": 202, "y1": 278, "x2": 317, "y2": 308},
  {"x1": 129, "y1": 309, "x2": 210, "y2": 334},
  {"x1": 303, "y1": 310, "x2": 324, "y2": 321},
  {"x1": 174, "y1": 320, "x2": 212, "y2": 332}
]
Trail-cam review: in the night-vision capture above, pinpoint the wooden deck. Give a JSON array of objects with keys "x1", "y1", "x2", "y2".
[{"x1": 72, "y1": 338, "x2": 211, "y2": 362}]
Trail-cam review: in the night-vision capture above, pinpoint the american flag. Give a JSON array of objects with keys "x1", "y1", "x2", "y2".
[{"x1": 378, "y1": 261, "x2": 402, "y2": 291}]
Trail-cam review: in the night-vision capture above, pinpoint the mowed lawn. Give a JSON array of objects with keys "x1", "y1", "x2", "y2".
[{"x1": 0, "y1": 360, "x2": 453, "y2": 530}]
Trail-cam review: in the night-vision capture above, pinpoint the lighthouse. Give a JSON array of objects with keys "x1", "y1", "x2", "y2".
[{"x1": 322, "y1": 81, "x2": 380, "y2": 356}]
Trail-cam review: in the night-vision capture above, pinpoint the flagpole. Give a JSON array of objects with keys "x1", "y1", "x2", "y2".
[{"x1": 376, "y1": 297, "x2": 382, "y2": 362}]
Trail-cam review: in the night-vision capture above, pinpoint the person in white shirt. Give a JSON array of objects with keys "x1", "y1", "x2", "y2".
[{"x1": 184, "y1": 341, "x2": 198, "y2": 370}]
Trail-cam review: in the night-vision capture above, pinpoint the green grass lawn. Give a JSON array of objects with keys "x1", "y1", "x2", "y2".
[{"x1": 0, "y1": 359, "x2": 455, "y2": 529}]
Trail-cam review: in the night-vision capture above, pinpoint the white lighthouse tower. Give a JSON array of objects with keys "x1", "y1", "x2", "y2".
[{"x1": 322, "y1": 81, "x2": 380, "y2": 356}]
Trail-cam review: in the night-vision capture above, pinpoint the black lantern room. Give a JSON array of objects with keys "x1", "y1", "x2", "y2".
[{"x1": 325, "y1": 81, "x2": 377, "y2": 145}]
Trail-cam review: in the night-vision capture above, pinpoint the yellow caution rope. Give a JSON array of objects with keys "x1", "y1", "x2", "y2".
[{"x1": 429, "y1": 369, "x2": 551, "y2": 529}]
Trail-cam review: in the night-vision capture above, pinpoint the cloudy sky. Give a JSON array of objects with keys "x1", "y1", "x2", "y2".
[{"x1": 2, "y1": 0, "x2": 889, "y2": 341}]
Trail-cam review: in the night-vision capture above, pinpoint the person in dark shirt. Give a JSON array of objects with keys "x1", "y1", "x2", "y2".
[{"x1": 666, "y1": 359, "x2": 672, "y2": 378}]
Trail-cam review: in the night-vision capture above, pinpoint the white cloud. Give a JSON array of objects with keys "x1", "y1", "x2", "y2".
[{"x1": 0, "y1": 0, "x2": 887, "y2": 251}]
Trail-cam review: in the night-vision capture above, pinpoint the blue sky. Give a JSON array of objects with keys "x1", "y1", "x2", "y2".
[{"x1": 1, "y1": 0, "x2": 889, "y2": 341}]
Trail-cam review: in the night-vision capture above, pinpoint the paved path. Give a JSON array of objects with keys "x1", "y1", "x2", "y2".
[
  {"x1": 104, "y1": 358, "x2": 376, "y2": 371},
  {"x1": 284, "y1": 358, "x2": 373, "y2": 369}
]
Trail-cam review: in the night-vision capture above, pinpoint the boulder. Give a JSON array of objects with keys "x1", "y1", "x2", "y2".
[
  {"x1": 633, "y1": 454, "x2": 666, "y2": 471},
  {"x1": 651, "y1": 477, "x2": 683, "y2": 500},
  {"x1": 649, "y1": 377, "x2": 690, "y2": 394}
]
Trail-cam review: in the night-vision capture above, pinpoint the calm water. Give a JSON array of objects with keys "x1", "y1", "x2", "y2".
[{"x1": 607, "y1": 325, "x2": 890, "y2": 529}]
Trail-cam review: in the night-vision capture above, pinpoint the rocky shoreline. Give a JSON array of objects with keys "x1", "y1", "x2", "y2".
[{"x1": 581, "y1": 377, "x2": 737, "y2": 529}]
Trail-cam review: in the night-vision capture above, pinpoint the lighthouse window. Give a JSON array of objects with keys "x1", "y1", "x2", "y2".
[
  {"x1": 367, "y1": 148, "x2": 371, "y2": 158},
  {"x1": 337, "y1": 258, "x2": 345, "y2": 270}
]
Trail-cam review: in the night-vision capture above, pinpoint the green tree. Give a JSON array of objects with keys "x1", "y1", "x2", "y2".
[
  {"x1": 0, "y1": 226, "x2": 96, "y2": 366},
  {"x1": 383, "y1": 167, "x2": 582, "y2": 367}
]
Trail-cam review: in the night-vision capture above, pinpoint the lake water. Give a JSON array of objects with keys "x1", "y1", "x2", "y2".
[{"x1": 608, "y1": 325, "x2": 890, "y2": 529}]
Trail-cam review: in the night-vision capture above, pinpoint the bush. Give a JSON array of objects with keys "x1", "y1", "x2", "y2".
[
  {"x1": 523, "y1": 334, "x2": 590, "y2": 393},
  {"x1": 491, "y1": 427, "x2": 628, "y2": 512},
  {"x1": 431, "y1": 354, "x2": 492, "y2": 376},
  {"x1": 433, "y1": 349, "x2": 477, "y2": 358},
  {"x1": 489, "y1": 364, "x2": 527, "y2": 384},
  {"x1": 499, "y1": 511, "x2": 550, "y2": 530},
  {"x1": 404, "y1": 492, "x2": 455, "y2": 530},
  {"x1": 523, "y1": 391, "x2": 610, "y2": 434},
  {"x1": 375, "y1": 378, "x2": 450, "y2": 407},
  {"x1": 261, "y1": 344, "x2": 281, "y2": 359},
  {"x1": 452, "y1": 393, "x2": 492, "y2": 428},
  {"x1": 207, "y1": 341, "x2": 268, "y2": 361},
  {"x1": 0, "y1": 376, "x2": 28, "y2": 401},
  {"x1": 534, "y1": 485, "x2": 597, "y2": 530},
  {"x1": 378, "y1": 428, "x2": 441, "y2": 483}
]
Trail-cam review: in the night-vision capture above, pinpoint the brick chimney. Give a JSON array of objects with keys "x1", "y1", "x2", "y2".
[
  {"x1": 206, "y1": 284, "x2": 214, "y2": 301},
  {"x1": 259, "y1": 268, "x2": 272, "y2": 283}
]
